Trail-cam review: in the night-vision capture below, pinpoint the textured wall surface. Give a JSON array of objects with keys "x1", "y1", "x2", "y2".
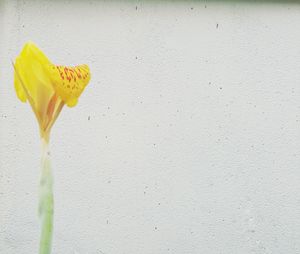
[{"x1": 1, "y1": 1, "x2": 300, "y2": 253}]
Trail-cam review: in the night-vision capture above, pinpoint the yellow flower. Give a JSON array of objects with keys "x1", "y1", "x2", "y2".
[{"x1": 13, "y1": 42, "x2": 91, "y2": 141}]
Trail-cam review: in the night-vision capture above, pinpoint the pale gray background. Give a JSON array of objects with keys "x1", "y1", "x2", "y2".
[{"x1": 1, "y1": 1, "x2": 300, "y2": 253}]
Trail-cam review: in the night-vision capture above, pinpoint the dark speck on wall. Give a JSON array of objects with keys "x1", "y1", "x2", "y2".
[
  {"x1": 216, "y1": 23, "x2": 219, "y2": 29},
  {"x1": 136, "y1": 6, "x2": 138, "y2": 10},
  {"x1": 88, "y1": 116, "x2": 91, "y2": 120},
  {"x1": 191, "y1": 7, "x2": 194, "y2": 10}
]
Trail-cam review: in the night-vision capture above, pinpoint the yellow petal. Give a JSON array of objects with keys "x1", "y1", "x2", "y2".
[
  {"x1": 14, "y1": 58, "x2": 27, "y2": 102},
  {"x1": 14, "y1": 42, "x2": 54, "y2": 116},
  {"x1": 49, "y1": 64, "x2": 91, "y2": 107}
]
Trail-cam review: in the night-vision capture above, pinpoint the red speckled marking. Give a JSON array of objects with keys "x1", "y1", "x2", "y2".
[
  {"x1": 55, "y1": 65, "x2": 87, "y2": 82},
  {"x1": 56, "y1": 66, "x2": 65, "y2": 80}
]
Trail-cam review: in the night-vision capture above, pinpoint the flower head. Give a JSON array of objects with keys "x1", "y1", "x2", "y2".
[{"x1": 13, "y1": 42, "x2": 91, "y2": 141}]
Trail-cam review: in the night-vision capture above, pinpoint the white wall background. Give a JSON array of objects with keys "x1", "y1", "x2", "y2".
[{"x1": 1, "y1": 1, "x2": 300, "y2": 253}]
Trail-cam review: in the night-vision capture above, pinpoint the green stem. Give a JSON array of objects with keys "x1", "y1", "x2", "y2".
[{"x1": 39, "y1": 138, "x2": 54, "y2": 254}]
